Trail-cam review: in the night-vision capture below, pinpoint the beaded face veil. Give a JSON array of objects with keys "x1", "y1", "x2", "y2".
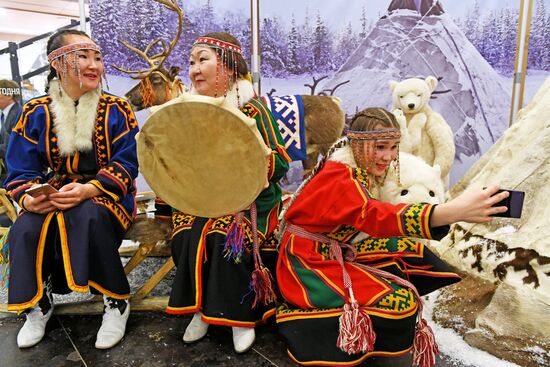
[
  {"x1": 191, "y1": 36, "x2": 243, "y2": 107},
  {"x1": 347, "y1": 108, "x2": 401, "y2": 183},
  {"x1": 47, "y1": 42, "x2": 105, "y2": 90}
]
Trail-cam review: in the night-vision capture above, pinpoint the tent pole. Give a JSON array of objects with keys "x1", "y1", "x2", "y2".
[
  {"x1": 250, "y1": 0, "x2": 261, "y2": 95},
  {"x1": 79, "y1": 0, "x2": 88, "y2": 34},
  {"x1": 509, "y1": 0, "x2": 533, "y2": 126}
]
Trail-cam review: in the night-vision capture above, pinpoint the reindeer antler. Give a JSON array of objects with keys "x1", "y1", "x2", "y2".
[{"x1": 113, "y1": 0, "x2": 183, "y2": 79}]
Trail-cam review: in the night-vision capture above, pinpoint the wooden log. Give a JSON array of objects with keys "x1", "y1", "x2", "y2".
[
  {"x1": 51, "y1": 296, "x2": 170, "y2": 315},
  {"x1": 123, "y1": 242, "x2": 155, "y2": 275},
  {"x1": 0, "y1": 189, "x2": 17, "y2": 223},
  {"x1": 119, "y1": 241, "x2": 171, "y2": 257},
  {"x1": 132, "y1": 257, "x2": 175, "y2": 300}
]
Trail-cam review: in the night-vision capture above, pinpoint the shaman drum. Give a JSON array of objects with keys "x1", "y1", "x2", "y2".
[{"x1": 137, "y1": 93, "x2": 271, "y2": 217}]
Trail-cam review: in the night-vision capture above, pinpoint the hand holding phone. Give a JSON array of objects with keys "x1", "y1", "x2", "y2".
[
  {"x1": 25, "y1": 183, "x2": 58, "y2": 198},
  {"x1": 490, "y1": 189, "x2": 525, "y2": 218}
]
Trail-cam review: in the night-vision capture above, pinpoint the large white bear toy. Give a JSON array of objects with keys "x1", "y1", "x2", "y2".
[
  {"x1": 389, "y1": 76, "x2": 455, "y2": 184},
  {"x1": 377, "y1": 151, "x2": 445, "y2": 205}
]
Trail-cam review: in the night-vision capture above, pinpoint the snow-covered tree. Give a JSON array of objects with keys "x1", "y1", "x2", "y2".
[
  {"x1": 478, "y1": 12, "x2": 500, "y2": 67},
  {"x1": 193, "y1": 0, "x2": 218, "y2": 36},
  {"x1": 359, "y1": 6, "x2": 368, "y2": 39},
  {"x1": 90, "y1": 0, "x2": 126, "y2": 74},
  {"x1": 118, "y1": 0, "x2": 166, "y2": 71},
  {"x1": 221, "y1": 10, "x2": 252, "y2": 66},
  {"x1": 529, "y1": 0, "x2": 549, "y2": 70},
  {"x1": 312, "y1": 12, "x2": 333, "y2": 72},
  {"x1": 462, "y1": 0, "x2": 481, "y2": 50},
  {"x1": 163, "y1": 1, "x2": 197, "y2": 81},
  {"x1": 260, "y1": 16, "x2": 287, "y2": 77},
  {"x1": 295, "y1": 7, "x2": 315, "y2": 74},
  {"x1": 499, "y1": 8, "x2": 518, "y2": 75},
  {"x1": 334, "y1": 22, "x2": 359, "y2": 68},
  {"x1": 287, "y1": 15, "x2": 301, "y2": 74}
]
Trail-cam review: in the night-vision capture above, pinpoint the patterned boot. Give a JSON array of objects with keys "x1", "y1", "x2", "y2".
[
  {"x1": 17, "y1": 276, "x2": 54, "y2": 348},
  {"x1": 95, "y1": 296, "x2": 130, "y2": 349}
]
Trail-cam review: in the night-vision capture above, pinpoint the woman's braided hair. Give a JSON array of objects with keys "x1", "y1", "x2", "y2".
[
  {"x1": 277, "y1": 107, "x2": 399, "y2": 239},
  {"x1": 348, "y1": 107, "x2": 399, "y2": 171}
]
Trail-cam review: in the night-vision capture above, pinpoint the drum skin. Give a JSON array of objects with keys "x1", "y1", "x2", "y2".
[{"x1": 137, "y1": 94, "x2": 270, "y2": 217}]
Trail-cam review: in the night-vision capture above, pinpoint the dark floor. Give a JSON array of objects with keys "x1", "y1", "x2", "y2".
[{"x1": 0, "y1": 311, "x2": 467, "y2": 367}]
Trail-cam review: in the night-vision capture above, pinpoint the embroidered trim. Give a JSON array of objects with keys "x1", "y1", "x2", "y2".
[
  {"x1": 47, "y1": 42, "x2": 101, "y2": 63},
  {"x1": 193, "y1": 37, "x2": 242, "y2": 54},
  {"x1": 347, "y1": 129, "x2": 401, "y2": 141}
]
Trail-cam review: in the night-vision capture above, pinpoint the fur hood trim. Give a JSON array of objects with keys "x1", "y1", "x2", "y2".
[
  {"x1": 328, "y1": 141, "x2": 358, "y2": 168},
  {"x1": 49, "y1": 80, "x2": 101, "y2": 157},
  {"x1": 189, "y1": 78, "x2": 256, "y2": 109}
]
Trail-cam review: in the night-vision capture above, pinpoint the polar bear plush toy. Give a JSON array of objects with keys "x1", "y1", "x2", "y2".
[
  {"x1": 377, "y1": 152, "x2": 445, "y2": 205},
  {"x1": 389, "y1": 76, "x2": 455, "y2": 184}
]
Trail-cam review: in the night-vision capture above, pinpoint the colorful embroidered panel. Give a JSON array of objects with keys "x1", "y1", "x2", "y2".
[{"x1": 262, "y1": 95, "x2": 307, "y2": 161}]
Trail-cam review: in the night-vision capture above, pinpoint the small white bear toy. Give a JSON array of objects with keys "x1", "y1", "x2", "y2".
[
  {"x1": 378, "y1": 152, "x2": 445, "y2": 205},
  {"x1": 355, "y1": 152, "x2": 444, "y2": 247},
  {"x1": 389, "y1": 76, "x2": 455, "y2": 184}
]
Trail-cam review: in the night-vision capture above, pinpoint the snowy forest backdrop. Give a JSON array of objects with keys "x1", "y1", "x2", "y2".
[
  {"x1": 89, "y1": 0, "x2": 550, "y2": 185},
  {"x1": 90, "y1": 0, "x2": 550, "y2": 85}
]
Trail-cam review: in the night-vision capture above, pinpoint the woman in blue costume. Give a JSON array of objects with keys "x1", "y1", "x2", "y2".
[{"x1": 4, "y1": 29, "x2": 139, "y2": 349}]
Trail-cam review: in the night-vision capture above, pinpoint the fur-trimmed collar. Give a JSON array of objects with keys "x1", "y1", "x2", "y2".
[
  {"x1": 328, "y1": 141, "x2": 358, "y2": 168},
  {"x1": 189, "y1": 78, "x2": 256, "y2": 109},
  {"x1": 327, "y1": 140, "x2": 383, "y2": 197},
  {"x1": 49, "y1": 80, "x2": 101, "y2": 157}
]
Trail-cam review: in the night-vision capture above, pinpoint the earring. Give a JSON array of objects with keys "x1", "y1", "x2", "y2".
[
  {"x1": 394, "y1": 146, "x2": 400, "y2": 186},
  {"x1": 214, "y1": 52, "x2": 220, "y2": 98},
  {"x1": 234, "y1": 53, "x2": 240, "y2": 108}
]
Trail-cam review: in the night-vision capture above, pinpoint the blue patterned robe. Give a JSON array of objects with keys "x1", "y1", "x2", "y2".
[{"x1": 4, "y1": 91, "x2": 139, "y2": 311}]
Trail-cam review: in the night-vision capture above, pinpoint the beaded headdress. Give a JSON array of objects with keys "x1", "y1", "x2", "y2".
[
  {"x1": 192, "y1": 35, "x2": 243, "y2": 107},
  {"x1": 48, "y1": 42, "x2": 106, "y2": 90},
  {"x1": 347, "y1": 129, "x2": 401, "y2": 141}
]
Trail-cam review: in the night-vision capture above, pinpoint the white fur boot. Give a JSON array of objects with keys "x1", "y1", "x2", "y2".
[
  {"x1": 17, "y1": 278, "x2": 54, "y2": 348},
  {"x1": 183, "y1": 312, "x2": 209, "y2": 343},
  {"x1": 232, "y1": 327, "x2": 255, "y2": 353},
  {"x1": 95, "y1": 296, "x2": 130, "y2": 349}
]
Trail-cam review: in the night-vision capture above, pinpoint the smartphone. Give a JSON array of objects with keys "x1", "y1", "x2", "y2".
[
  {"x1": 25, "y1": 183, "x2": 58, "y2": 198},
  {"x1": 491, "y1": 189, "x2": 525, "y2": 218}
]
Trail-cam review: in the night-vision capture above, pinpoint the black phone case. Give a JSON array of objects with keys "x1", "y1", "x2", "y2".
[{"x1": 491, "y1": 189, "x2": 525, "y2": 218}]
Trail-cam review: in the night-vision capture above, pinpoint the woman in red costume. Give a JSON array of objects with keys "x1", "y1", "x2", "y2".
[{"x1": 275, "y1": 107, "x2": 508, "y2": 367}]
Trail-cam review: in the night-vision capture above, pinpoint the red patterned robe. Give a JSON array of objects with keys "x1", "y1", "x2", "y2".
[{"x1": 276, "y1": 150, "x2": 460, "y2": 366}]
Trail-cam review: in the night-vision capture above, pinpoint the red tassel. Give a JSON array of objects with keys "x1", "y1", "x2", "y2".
[
  {"x1": 223, "y1": 212, "x2": 245, "y2": 262},
  {"x1": 337, "y1": 302, "x2": 376, "y2": 354},
  {"x1": 250, "y1": 265, "x2": 277, "y2": 308},
  {"x1": 412, "y1": 318, "x2": 439, "y2": 367}
]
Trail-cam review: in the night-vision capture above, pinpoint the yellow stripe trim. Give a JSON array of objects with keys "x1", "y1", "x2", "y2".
[{"x1": 7, "y1": 212, "x2": 55, "y2": 311}]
